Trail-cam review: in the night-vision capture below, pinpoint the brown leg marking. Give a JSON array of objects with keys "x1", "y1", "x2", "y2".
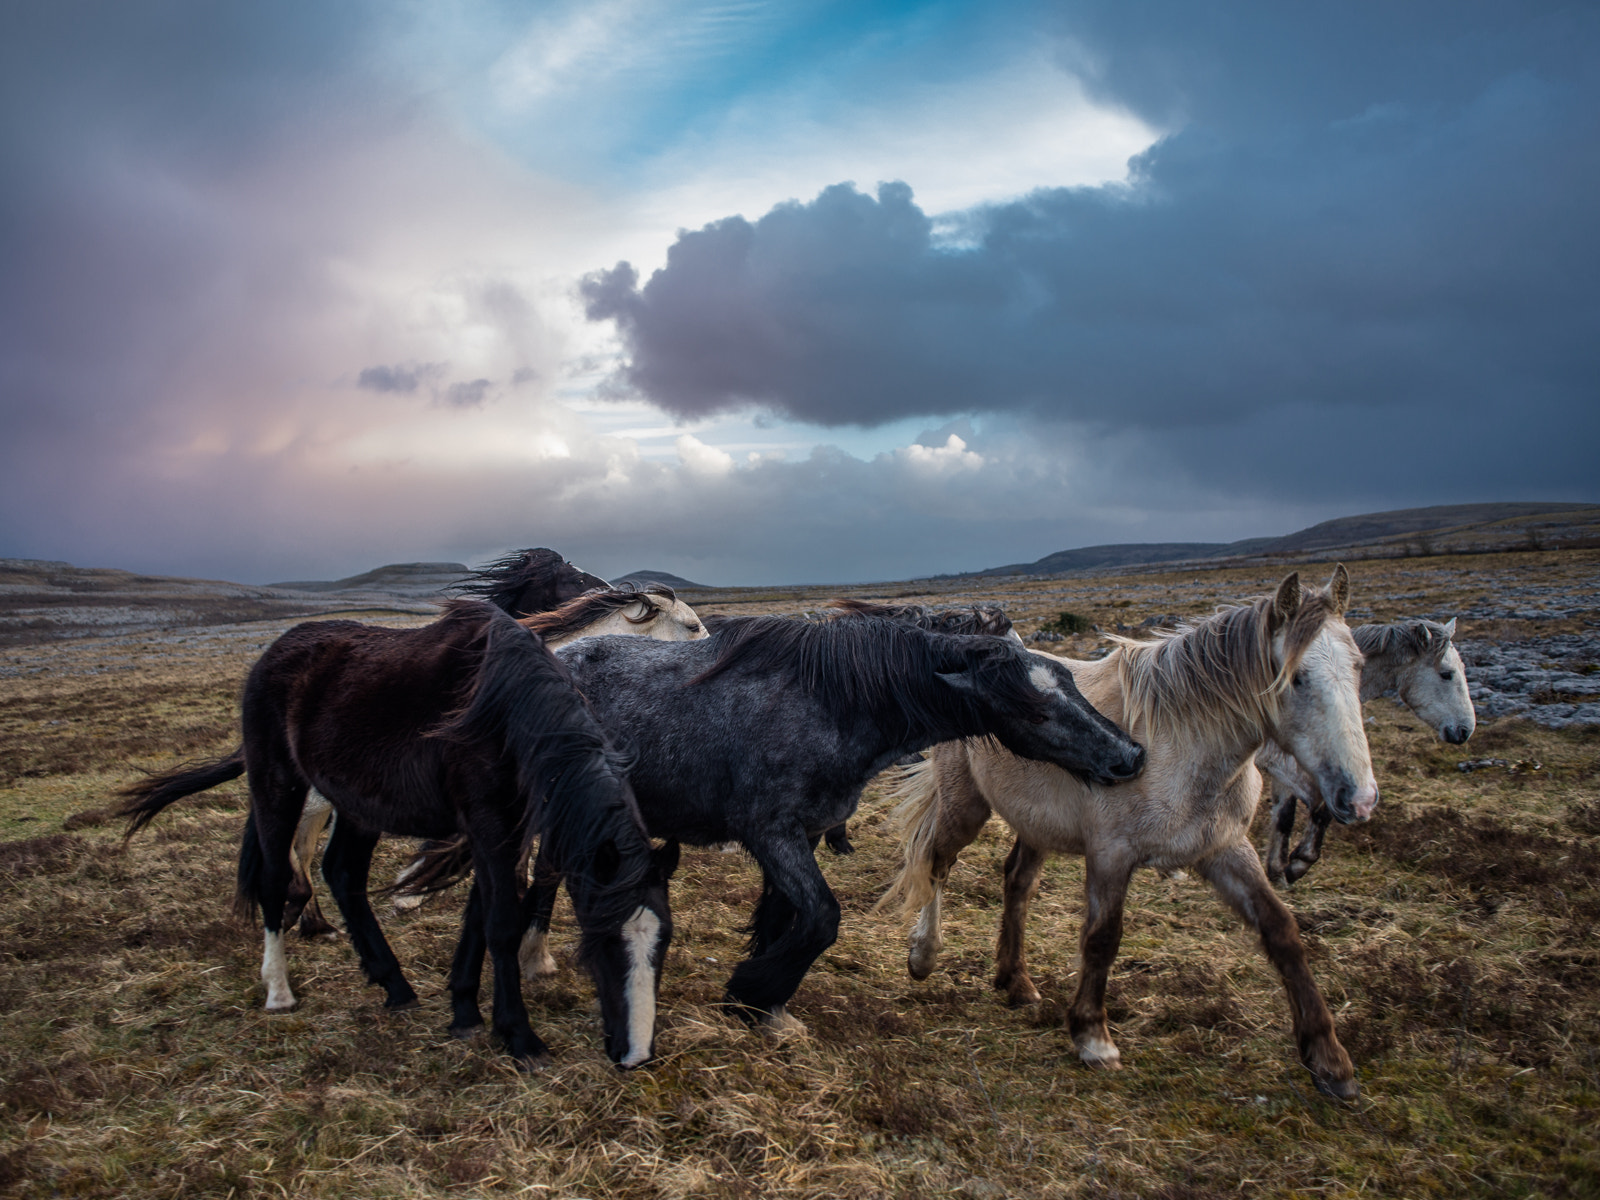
[
  {"x1": 993, "y1": 838, "x2": 1046, "y2": 1005},
  {"x1": 1285, "y1": 801, "x2": 1333, "y2": 885},
  {"x1": 1066, "y1": 854, "x2": 1136, "y2": 1069},
  {"x1": 1199, "y1": 840, "x2": 1356, "y2": 1099},
  {"x1": 1264, "y1": 782, "x2": 1299, "y2": 885}
]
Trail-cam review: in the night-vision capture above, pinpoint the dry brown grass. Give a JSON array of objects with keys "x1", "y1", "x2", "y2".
[{"x1": 1, "y1": 556, "x2": 1597, "y2": 1197}]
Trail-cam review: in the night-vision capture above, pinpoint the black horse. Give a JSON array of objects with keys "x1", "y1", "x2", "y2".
[
  {"x1": 430, "y1": 615, "x2": 1145, "y2": 1035},
  {"x1": 118, "y1": 600, "x2": 675, "y2": 1068}
]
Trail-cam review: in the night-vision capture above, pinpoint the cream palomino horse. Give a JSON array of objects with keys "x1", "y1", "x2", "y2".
[
  {"x1": 285, "y1": 585, "x2": 708, "y2": 933},
  {"x1": 879, "y1": 568, "x2": 1375, "y2": 1100},
  {"x1": 1264, "y1": 616, "x2": 1473, "y2": 884}
]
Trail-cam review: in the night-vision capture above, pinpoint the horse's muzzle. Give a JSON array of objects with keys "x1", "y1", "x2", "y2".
[{"x1": 1441, "y1": 724, "x2": 1473, "y2": 745}]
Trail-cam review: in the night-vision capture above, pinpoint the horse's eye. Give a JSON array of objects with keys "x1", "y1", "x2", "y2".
[
  {"x1": 687, "y1": 623, "x2": 702, "y2": 633},
  {"x1": 1292, "y1": 672, "x2": 1304, "y2": 688},
  {"x1": 1439, "y1": 670, "x2": 1454, "y2": 681}
]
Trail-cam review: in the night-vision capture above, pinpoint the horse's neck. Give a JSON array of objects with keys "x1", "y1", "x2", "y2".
[{"x1": 1357, "y1": 648, "x2": 1403, "y2": 701}]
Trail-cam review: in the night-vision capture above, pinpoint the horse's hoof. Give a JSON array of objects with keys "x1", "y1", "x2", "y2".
[
  {"x1": 392, "y1": 894, "x2": 425, "y2": 913},
  {"x1": 264, "y1": 997, "x2": 298, "y2": 1013},
  {"x1": 514, "y1": 1051, "x2": 554, "y2": 1073},
  {"x1": 907, "y1": 943, "x2": 939, "y2": 981},
  {"x1": 1076, "y1": 1037, "x2": 1122, "y2": 1069},
  {"x1": 448, "y1": 1020, "x2": 484, "y2": 1040},
  {"x1": 761, "y1": 1005, "x2": 808, "y2": 1038},
  {"x1": 826, "y1": 838, "x2": 855, "y2": 856},
  {"x1": 385, "y1": 996, "x2": 421, "y2": 1012},
  {"x1": 1285, "y1": 860, "x2": 1313, "y2": 885},
  {"x1": 1313, "y1": 1072, "x2": 1359, "y2": 1101}
]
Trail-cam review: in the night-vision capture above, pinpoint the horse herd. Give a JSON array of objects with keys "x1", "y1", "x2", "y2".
[{"x1": 117, "y1": 549, "x2": 1476, "y2": 1098}]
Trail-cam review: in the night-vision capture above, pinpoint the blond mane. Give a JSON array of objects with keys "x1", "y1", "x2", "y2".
[{"x1": 1110, "y1": 584, "x2": 1337, "y2": 744}]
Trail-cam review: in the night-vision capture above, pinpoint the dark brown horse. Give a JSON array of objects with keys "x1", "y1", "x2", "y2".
[{"x1": 119, "y1": 600, "x2": 675, "y2": 1068}]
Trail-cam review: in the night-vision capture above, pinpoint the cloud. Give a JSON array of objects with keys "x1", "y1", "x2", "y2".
[
  {"x1": 582, "y1": 3, "x2": 1600, "y2": 498},
  {"x1": 358, "y1": 362, "x2": 447, "y2": 393},
  {"x1": 443, "y1": 378, "x2": 492, "y2": 408}
]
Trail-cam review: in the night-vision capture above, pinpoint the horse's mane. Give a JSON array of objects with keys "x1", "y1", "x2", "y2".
[
  {"x1": 429, "y1": 600, "x2": 650, "y2": 936},
  {"x1": 690, "y1": 614, "x2": 1047, "y2": 736},
  {"x1": 519, "y1": 583, "x2": 679, "y2": 642},
  {"x1": 1110, "y1": 587, "x2": 1337, "y2": 743},
  {"x1": 828, "y1": 598, "x2": 1014, "y2": 638},
  {"x1": 453, "y1": 547, "x2": 608, "y2": 617},
  {"x1": 1353, "y1": 619, "x2": 1453, "y2": 665}
]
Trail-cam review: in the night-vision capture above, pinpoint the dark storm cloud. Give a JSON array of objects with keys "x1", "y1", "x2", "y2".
[
  {"x1": 357, "y1": 363, "x2": 448, "y2": 394},
  {"x1": 583, "y1": 2, "x2": 1600, "y2": 462},
  {"x1": 443, "y1": 378, "x2": 492, "y2": 408}
]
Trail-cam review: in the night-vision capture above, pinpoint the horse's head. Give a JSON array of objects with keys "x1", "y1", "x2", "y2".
[
  {"x1": 1392, "y1": 619, "x2": 1475, "y2": 745},
  {"x1": 1267, "y1": 567, "x2": 1379, "y2": 825},
  {"x1": 576, "y1": 837, "x2": 678, "y2": 1069},
  {"x1": 938, "y1": 639, "x2": 1145, "y2": 786},
  {"x1": 632, "y1": 592, "x2": 707, "y2": 642}
]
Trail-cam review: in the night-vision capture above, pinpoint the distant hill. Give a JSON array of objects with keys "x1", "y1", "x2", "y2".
[
  {"x1": 972, "y1": 502, "x2": 1600, "y2": 577},
  {"x1": 614, "y1": 569, "x2": 710, "y2": 590},
  {"x1": 268, "y1": 562, "x2": 470, "y2": 597}
]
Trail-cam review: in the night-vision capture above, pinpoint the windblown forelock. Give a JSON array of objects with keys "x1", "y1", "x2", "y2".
[{"x1": 1353, "y1": 618, "x2": 1455, "y2": 665}]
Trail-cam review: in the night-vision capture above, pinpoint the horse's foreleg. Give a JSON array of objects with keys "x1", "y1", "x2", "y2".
[
  {"x1": 448, "y1": 882, "x2": 488, "y2": 1034},
  {"x1": 993, "y1": 838, "x2": 1047, "y2": 1006},
  {"x1": 1066, "y1": 854, "x2": 1135, "y2": 1069},
  {"x1": 518, "y1": 842, "x2": 561, "y2": 981},
  {"x1": 822, "y1": 822, "x2": 854, "y2": 855},
  {"x1": 1263, "y1": 783, "x2": 1299, "y2": 885},
  {"x1": 1284, "y1": 801, "x2": 1333, "y2": 885},
  {"x1": 1197, "y1": 840, "x2": 1356, "y2": 1099},
  {"x1": 320, "y1": 819, "x2": 418, "y2": 1010},
  {"x1": 472, "y1": 838, "x2": 549, "y2": 1066},
  {"x1": 725, "y1": 829, "x2": 840, "y2": 1029}
]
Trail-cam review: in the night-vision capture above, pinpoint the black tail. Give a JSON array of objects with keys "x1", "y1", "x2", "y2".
[
  {"x1": 235, "y1": 807, "x2": 264, "y2": 922},
  {"x1": 117, "y1": 749, "x2": 246, "y2": 838}
]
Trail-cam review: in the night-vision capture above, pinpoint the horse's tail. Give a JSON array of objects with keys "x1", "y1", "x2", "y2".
[
  {"x1": 385, "y1": 834, "x2": 473, "y2": 898},
  {"x1": 235, "y1": 807, "x2": 264, "y2": 922},
  {"x1": 873, "y1": 755, "x2": 944, "y2": 916},
  {"x1": 117, "y1": 749, "x2": 246, "y2": 838}
]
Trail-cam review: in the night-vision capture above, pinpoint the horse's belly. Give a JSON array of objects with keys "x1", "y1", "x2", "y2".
[{"x1": 969, "y1": 751, "x2": 1091, "y2": 855}]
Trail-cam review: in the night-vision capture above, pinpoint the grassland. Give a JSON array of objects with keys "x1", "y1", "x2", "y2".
[{"x1": 1, "y1": 554, "x2": 1597, "y2": 1198}]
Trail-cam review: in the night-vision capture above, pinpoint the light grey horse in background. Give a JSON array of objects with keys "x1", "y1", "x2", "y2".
[{"x1": 1263, "y1": 617, "x2": 1473, "y2": 885}]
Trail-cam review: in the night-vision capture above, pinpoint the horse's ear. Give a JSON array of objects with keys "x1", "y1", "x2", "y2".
[
  {"x1": 1441, "y1": 617, "x2": 1457, "y2": 639},
  {"x1": 1327, "y1": 564, "x2": 1350, "y2": 616},
  {"x1": 1271, "y1": 572, "x2": 1302, "y2": 629},
  {"x1": 652, "y1": 839, "x2": 680, "y2": 880},
  {"x1": 936, "y1": 670, "x2": 980, "y2": 695}
]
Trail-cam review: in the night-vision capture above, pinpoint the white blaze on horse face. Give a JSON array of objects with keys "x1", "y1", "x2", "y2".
[
  {"x1": 1396, "y1": 640, "x2": 1476, "y2": 743},
  {"x1": 261, "y1": 930, "x2": 296, "y2": 1011},
  {"x1": 620, "y1": 905, "x2": 662, "y2": 1068},
  {"x1": 1028, "y1": 662, "x2": 1065, "y2": 697},
  {"x1": 1274, "y1": 627, "x2": 1378, "y2": 820}
]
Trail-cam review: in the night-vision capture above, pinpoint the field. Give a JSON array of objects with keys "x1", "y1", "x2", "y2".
[{"x1": 2, "y1": 551, "x2": 1598, "y2": 1198}]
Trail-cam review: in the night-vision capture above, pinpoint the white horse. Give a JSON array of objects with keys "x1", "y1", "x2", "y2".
[
  {"x1": 1263, "y1": 617, "x2": 1473, "y2": 884},
  {"x1": 285, "y1": 585, "x2": 708, "y2": 933},
  {"x1": 879, "y1": 568, "x2": 1375, "y2": 1099}
]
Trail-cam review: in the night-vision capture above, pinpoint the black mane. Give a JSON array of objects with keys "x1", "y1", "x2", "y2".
[
  {"x1": 690, "y1": 614, "x2": 1047, "y2": 739},
  {"x1": 454, "y1": 547, "x2": 609, "y2": 617},
  {"x1": 829, "y1": 597, "x2": 1014, "y2": 638}
]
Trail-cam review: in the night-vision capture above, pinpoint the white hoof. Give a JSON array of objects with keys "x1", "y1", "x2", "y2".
[
  {"x1": 762, "y1": 1005, "x2": 808, "y2": 1037},
  {"x1": 264, "y1": 986, "x2": 298, "y2": 1012},
  {"x1": 391, "y1": 892, "x2": 425, "y2": 913},
  {"x1": 1077, "y1": 1036, "x2": 1122, "y2": 1069},
  {"x1": 519, "y1": 928, "x2": 558, "y2": 981}
]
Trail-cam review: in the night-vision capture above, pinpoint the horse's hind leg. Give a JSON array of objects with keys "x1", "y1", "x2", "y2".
[
  {"x1": 320, "y1": 818, "x2": 418, "y2": 1010},
  {"x1": 238, "y1": 758, "x2": 307, "y2": 1012},
  {"x1": 448, "y1": 882, "x2": 488, "y2": 1035},
  {"x1": 1197, "y1": 839, "x2": 1356, "y2": 1099},
  {"x1": 1264, "y1": 784, "x2": 1299, "y2": 885},
  {"x1": 725, "y1": 827, "x2": 841, "y2": 1030},
  {"x1": 287, "y1": 795, "x2": 337, "y2": 937},
  {"x1": 1066, "y1": 853, "x2": 1136, "y2": 1069},
  {"x1": 1285, "y1": 801, "x2": 1333, "y2": 885},
  {"x1": 994, "y1": 838, "x2": 1047, "y2": 1006},
  {"x1": 823, "y1": 822, "x2": 854, "y2": 855},
  {"x1": 472, "y1": 837, "x2": 550, "y2": 1066},
  {"x1": 903, "y1": 754, "x2": 992, "y2": 981}
]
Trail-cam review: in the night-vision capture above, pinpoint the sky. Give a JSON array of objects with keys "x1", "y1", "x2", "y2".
[{"x1": 1, "y1": 1, "x2": 1595, "y2": 586}]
